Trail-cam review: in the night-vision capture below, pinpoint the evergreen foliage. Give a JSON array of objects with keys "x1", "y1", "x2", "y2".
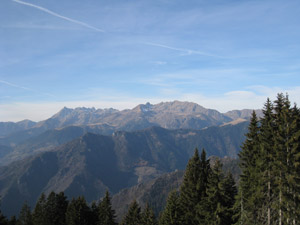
[
  {"x1": 32, "y1": 193, "x2": 46, "y2": 225},
  {"x1": 159, "y1": 190, "x2": 182, "y2": 225},
  {"x1": 98, "y1": 191, "x2": 117, "y2": 225},
  {"x1": 65, "y1": 196, "x2": 90, "y2": 225},
  {"x1": 0, "y1": 209, "x2": 8, "y2": 225},
  {"x1": 90, "y1": 201, "x2": 100, "y2": 225},
  {"x1": 8, "y1": 216, "x2": 17, "y2": 225},
  {"x1": 236, "y1": 93, "x2": 300, "y2": 224},
  {"x1": 179, "y1": 148, "x2": 210, "y2": 225},
  {"x1": 17, "y1": 203, "x2": 33, "y2": 225},
  {"x1": 197, "y1": 160, "x2": 237, "y2": 225},
  {"x1": 235, "y1": 110, "x2": 262, "y2": 224},
  {"x1": 160, "y1": 148, "x2": 236, "y2": 225},
  {"x1": 141, "y1": 204, "x2": 157, "y2": 225},
  {"x1": 121, "y1": 200, "x2": 141, "y2": 225}
]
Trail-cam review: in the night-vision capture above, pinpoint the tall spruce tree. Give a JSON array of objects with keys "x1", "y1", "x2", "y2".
[
  {"x1": 66, "y1": 196, "x2": 91, "y2": 225},
  {"x1": 55, "y1": 192, "x2": 68, "y2": 225},
  {"x1": 32, "y1": 193, "x2": 47, "y2": 225},
  {"x1": 219, "y1": 172, "x2": 237, "y2": 225},
  {"x1": 179, "y1": 148, "x2": 210, "y2": 225},
  {"x1": 198, "y1": 160, "x2": 236, "y2": 225},
  {"x1": 159, "y1": 190, "x2": 182, "y2": 225},
  {"x1": 141, "y1": 204, "x2": 157, "y2": 225},
  {"x1": 90, "y1": 201, "x2": 99, "y2": 225},
  {"x1": 235, "y1": 111, "x2": 261, "y2": 224},
  {"x1": 259, "y1": 98, "x2": 276, "y2": 225},
  {"x1": 287, "y1": 104, "x2": 300, "y2": 224},
  {"x1": 17, "y1": 202, "x2": 33, "y2": 225},
  {"x1": 43, "y1": 192, "x2": 68, "y2": 225},
  {"x1": 273, "y1": 93, "x2": 292, "y2": 224},
  {"x1": 197, "y1": 160, "x2": 224, "y2": 224},
  {"x1": 121, "y1": 200, "x2": 141, "y2": 225},
  {"x1": 98, "y1": 191, "x2": 117, "y2": 225}
]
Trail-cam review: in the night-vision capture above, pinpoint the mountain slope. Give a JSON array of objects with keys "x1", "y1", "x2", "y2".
[
  {"x1": 0, "y1": 124, "x2": 115, "y2": 166},
  {"x1": 0, "y1": 122, "x2": 247, "y2": 217}
]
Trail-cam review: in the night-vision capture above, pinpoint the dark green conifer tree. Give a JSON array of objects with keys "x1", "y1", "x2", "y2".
[
  {"x1": 121, "y1": 200, "x2": 141, "y2": 225},
  {"x1": 43, "y1": 192, "x2": 68, "y2": 225},
  {"x1": 219, "y1": 172, "x2": 237, "y2": 225},
  {"x1": 141, "y1": 203, "x2": 157, "y2": 225},
  {"x1": 90, "y1": 201, "x2": 99, "y2": 225},
  {"x1": 179, "y1": 148, "x2": 210, "y2": 225},
  {"x1": 8, "y1": 216, "x2": 17, "y2": 225},
  {"x1": 235, "y1": 111, "x2": 261, "y2": 224},
  {"x1": 66, "y1": 196, "x2": 91, "y2": 225},
  {"x1": 32, "y1": 193, "x2": 46, "y2": 225},
  {"x1": 159, "y1": 190, "x2": 182, "y2": 225},
  {"x1": 17, "y1": 202, "x2": 33, "y2": 225},
  {"x1": 259, "y1": 98, "x2": 277, "y2": 225},
  {"x1": 44, "y1": 192, "x2": 57, "y2": 225},
  {"x1": 273, "y1": 93, "x2": 292, "y2": 224},
  {"x1": 55, "y1": 192, "x2": 68, "y2": 225},
  {"x1": 0, "y1": 209, "x2": 7, "y2": 225},
  {"x1": 198, "y1": 160, "x2": 234, "y2": 225},
  {"x1": 287, "y1": 104, "x2": 300, "y2": 224},
  {"x1": 98, "y1": 191, "x2": 117, "y2": 225}
]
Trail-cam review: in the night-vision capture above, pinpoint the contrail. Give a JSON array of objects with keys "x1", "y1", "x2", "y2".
[
  {"x1": 143, "y1": 42, "x2": 224, "y2": 58},
  {"x1": 0, "y1": 79, "x2": 55, "y2": 97},
  {"x1": 12, "y1": 0, "x2": 105, "y2": 32}
]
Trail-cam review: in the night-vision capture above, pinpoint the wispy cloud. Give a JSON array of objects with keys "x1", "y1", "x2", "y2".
[
  {"x1": 0, "y1": 79, "x2": 54, "y2": 97},
  {"x1": 1, "y1": 23, "x2": 82, "y2": 30},
  {"x1": 143, "y1": 42, "x2": 224, "y2": 58},
  {"x1": 12, "y1": 0, "x2": 105, "y2": 32}
]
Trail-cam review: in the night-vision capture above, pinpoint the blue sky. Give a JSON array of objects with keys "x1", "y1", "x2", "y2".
[{"x1": 1, "y1": 0, "x2": 300, "y2": 121}]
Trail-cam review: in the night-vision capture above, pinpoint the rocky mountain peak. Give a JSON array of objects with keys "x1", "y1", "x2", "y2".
[
  {"x1": 133, "y1": 102, "x2": 153, "y2": 113},
  {"x1": 52, "y1": 107, "x2": 73, "y2": 119}
]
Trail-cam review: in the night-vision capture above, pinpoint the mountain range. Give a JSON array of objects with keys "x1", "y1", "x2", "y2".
[
  {"x1": 0, "y1": 101, "x2": 261, "y2": 146},
  {"x1": 0, "y1": 101, "x2": 258, "y2": 217}
]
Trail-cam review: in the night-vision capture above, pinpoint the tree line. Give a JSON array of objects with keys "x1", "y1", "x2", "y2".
[
  {"x1": 0, "y1": 148, "x2": 235, "y2": 225},
  {"x1": 1, "y1": 93, "x2": 299, "y2": 225},
  {"x1": 0, "y1": 190, "x2": 157, "y2": 225}
]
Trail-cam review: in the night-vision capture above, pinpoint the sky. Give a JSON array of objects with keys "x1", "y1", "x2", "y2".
[{"x1": 1, "y1": 0, "x2": 300, "y2": 122}]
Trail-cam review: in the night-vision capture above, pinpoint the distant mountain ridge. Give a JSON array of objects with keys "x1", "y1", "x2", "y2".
[
  {"x1": 0, "y1": 120, "x2": 36, "y2": 137},
  {"x1": 0, "y1": 101, "x2": 261, "y2": 147}
]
